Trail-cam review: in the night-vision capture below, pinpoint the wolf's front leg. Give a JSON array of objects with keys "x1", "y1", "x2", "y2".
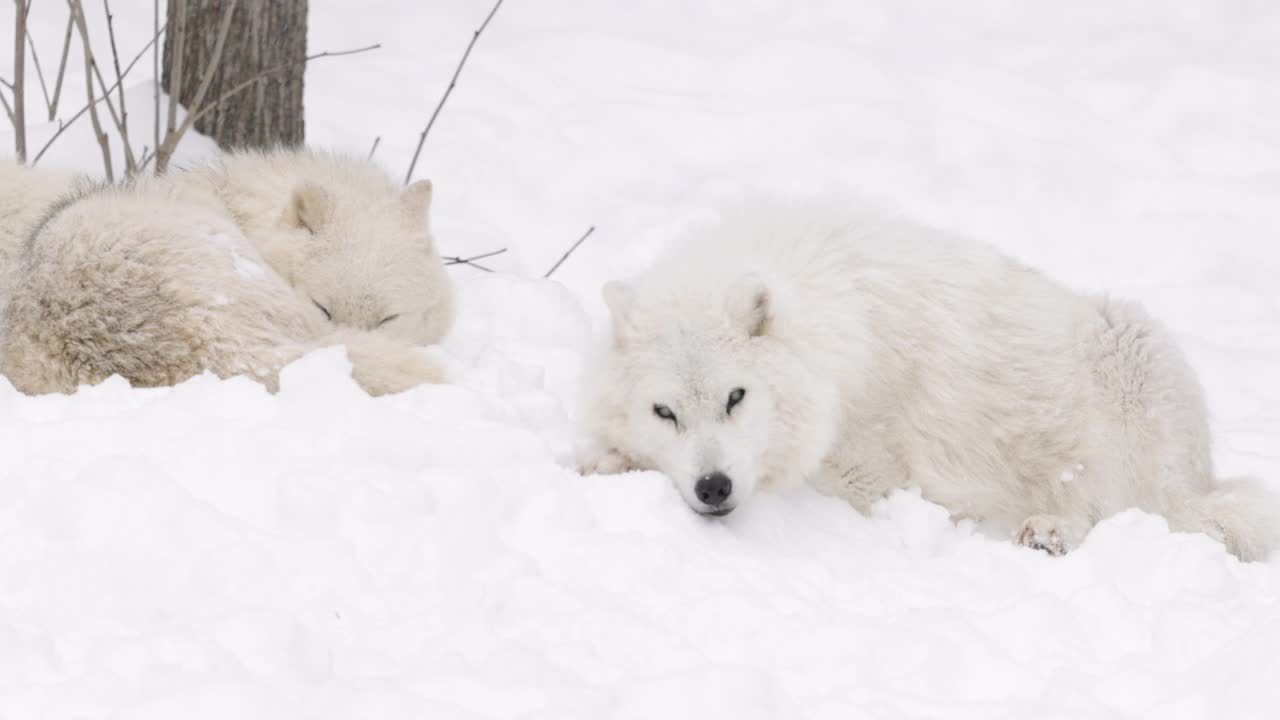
[{"x1": 807, "y1": 438, "x2": 903, "y2": 513}]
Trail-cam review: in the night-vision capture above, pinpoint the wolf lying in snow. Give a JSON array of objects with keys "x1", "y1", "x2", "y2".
[
  {"x1": 582, "y1": 198, "x2": 1279, "y2": 561},
  {"x1": 0, "y1": 160, "x2": 79, "y2": 270},
  {"x1": 0, "y1": 149, "x2": 454, "y2": 396}
]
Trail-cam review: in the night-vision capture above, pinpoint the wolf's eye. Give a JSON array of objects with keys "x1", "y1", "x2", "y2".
[
  {"x1": 376, "y1": 314, "x2": 400, "y2": 328},
  {"x1": 653, "y1": 404, "x2": 677, "y2": 425},
  {"x1": 726, "y1": 387, "x2": 746, "y2": 414},
  {"x1": 312, "y1": 300, "x2": 332, "y2": 321}
]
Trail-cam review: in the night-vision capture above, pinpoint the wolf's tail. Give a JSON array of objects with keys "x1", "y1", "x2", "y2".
[{"x1": 1170, "y1": 477, "x2": 1280, "y2": 561}]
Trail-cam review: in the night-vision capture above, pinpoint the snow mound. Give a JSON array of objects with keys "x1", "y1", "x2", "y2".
[{"x1": 2, "y1": 274, "x2": 1278, "y2": 718}]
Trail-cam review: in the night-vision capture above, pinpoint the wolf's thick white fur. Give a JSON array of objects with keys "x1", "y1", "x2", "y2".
[
  {"x1": 0, "y1": 160, "x2": 80, "y2": 270},
  {"x1": 0, "y1": 149, "x2": 455, "y2": 395},
  {"x1": 584, "y1": 197, "x2": 1278, "y2": 561}
]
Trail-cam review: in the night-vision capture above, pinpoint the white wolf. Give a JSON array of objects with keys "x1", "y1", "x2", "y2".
[
  {"x1": 0, "y1": 160, "x2": 79, "y2": 269},
  {"x1": 0, "y1": 148, "x2": 455, "y2": 395},
  {"x1": 582, "y1": 197, "x2": 1279, "y2": 561}
]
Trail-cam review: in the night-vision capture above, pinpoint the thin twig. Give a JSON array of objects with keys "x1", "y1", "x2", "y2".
[
  {"x1": 446, "y1": 260, "x2": 494, "y2": 272},
  {"x1": 155, "y1": 43, "x2": 380, "y2": 172},
  {"x1": 404, "y1": 0, "x2": 504, "y2": 184},
  {"x1": 544, "y1": 226, "x2": 595, "y2": 278},
  {"x1": 171, "y1": 43, "x2": 379, "y2": 136},
  {"x1": 445, "y1": 248, "x2": 507, "y2": 264},
  {"x1": 165, "y1": 0, "x2": 186, "y2": 144},
  {"x1": 155, "y1": 0, "x2": 237, "y2": 173},
  {"x1": 25, "y1": 24, "x2": 52, "y2": 115},
  {"x1": 19, "y1": 7, "x2": 73, "y2": 122},
  {"x1": 87, "y1": 59, "x2": 128, "y2": 150},
  {"x1": 68, "y1": 0, "x2": 112, "y2": 179},
  {"x1": 303, "y1": 44, "x2": 382, "y2": 61},
  {"x1": 77, "y1": 4, "x2": 139, "y2": 173},
  {"x1": 87, "y1": 59, "x2": 138, "y2": 172},
  {"x1": 13, "y1": 0, "x2": 29, "y2": 162},
  {"x1": 367, "y1": 135, "x2": 380, "y2": 160},
  {"x1": 32, "y1": 15, "x2": 164, "y2": 165},
  {"x1": 151, "y1": 0, "x2": 158, "y2": 164},
  {"x1": 103, "y1": 0, "x2": 133, "y2": 173},
  {"x1": 0, "y1": 77, "x2": 13, "y2": 123},
  {"x1": 48, "y1": 14, "x2": 74, "y2": 120},
  {"x1": 443, "y1": 247, "x2": 508, "y2": 272}
]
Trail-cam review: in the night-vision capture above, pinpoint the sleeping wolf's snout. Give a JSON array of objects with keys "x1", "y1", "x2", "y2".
[{"x1": 695, "y1": 471, "x2": 734, "y2": 515}]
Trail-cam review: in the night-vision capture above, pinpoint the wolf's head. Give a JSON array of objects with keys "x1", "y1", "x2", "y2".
[
  {"x1": 591, "y1": 273, "x2": 838, "y2": 516},
  {"x1": 270, "y1": 175, "x2": 455, "y2": 346}
]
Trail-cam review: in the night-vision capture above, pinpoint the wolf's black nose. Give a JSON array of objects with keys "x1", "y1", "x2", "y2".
[{"x1": 695, "y1": 472, "x2": 733, "y2": 507}]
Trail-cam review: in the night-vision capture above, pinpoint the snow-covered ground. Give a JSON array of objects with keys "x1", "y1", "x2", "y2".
[{"x1": 4, "y1": 1, "x2": 1280, "y2": 717}]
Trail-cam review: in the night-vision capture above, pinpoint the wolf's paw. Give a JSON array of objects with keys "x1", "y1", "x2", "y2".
[
  {"x1": 1015, "y1": 514, "x2": 1071, "y2": 556},
  {"x1": 349, "y1": 345, "x2": 446, "y2": 396},
  {"x1": 577, "y1": 448, "x2": 642, "y2": 476}
]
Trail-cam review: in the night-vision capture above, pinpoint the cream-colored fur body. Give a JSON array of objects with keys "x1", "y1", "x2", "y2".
[
  {"x1": 584, "y1": 197, "x2": 1278, "y2": 561},
  {"x1": 0, "y1": 160, "x2": 81, "y2": 270},
  {"x1": 0, "y1": 149, "x2": 454, "y2": 395}
]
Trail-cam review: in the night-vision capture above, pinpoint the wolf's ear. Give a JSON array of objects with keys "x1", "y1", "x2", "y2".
[
  {"x1": 726, "y1": 274, "x2": 772, "y2": 338},
  {"x1": 403, "y1": 179, "x2": 433, "y2": 220},
  {"x1": 602, "y1": 281, "x2": 639, "y2": 345},
  {"x1": 289, "y1": 182, "x2": 332, "y2": 233}
]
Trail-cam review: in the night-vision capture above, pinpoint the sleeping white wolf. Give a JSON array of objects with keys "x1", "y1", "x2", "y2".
[
  {"x1": 582, "y1": 197, "x2": 1278, "y2": 561},
  {"x1": 0, "y1": 149, "x2": 454, "y2": 396}
]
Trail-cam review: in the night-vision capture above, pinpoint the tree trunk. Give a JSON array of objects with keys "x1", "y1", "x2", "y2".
[{"x1": 162, "y1": 0, "x2": 307, "y2": 149}]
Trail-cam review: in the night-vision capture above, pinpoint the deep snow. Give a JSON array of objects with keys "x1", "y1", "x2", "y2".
[{"x1": 3, "y1": 1, "x2": 1280, "y2": 717}]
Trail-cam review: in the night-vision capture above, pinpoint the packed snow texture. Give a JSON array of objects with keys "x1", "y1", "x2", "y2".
[{"x1": 3, "y1": 1, "x2": 1280, "y2": 717}]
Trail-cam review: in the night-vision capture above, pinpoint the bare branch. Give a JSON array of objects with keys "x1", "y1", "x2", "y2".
[
  {"x1": 368, "y1": 135, "x2": 381, "y2": 160},
  {"x1": 156, "y1": 43, "x2": 380, "y2": 171},
  {"x1": 32, "y1": 18, "x2": 164, "y2": 164},
  {"x1": 165, "y1": 0, "x2": 186, "y2": 142},
  {"x1": 446, "y1": 260, "x2": 494, "y2": 272},
  {"x1": 25, "y1": 22, "x2": 52, "y2": 115},
  {"x1": 69, "y1": 1, "x2": 139, "y2": 172},
  {"x1": 301, "y1": 44, "x2": 383, "y2": 61},
  {"x1": 68, "y1": 0, "x2": 112, "y2": 179},
  {"x1": 48, "y1": 14, "x2": 75, "y2": 120},
  {"x1": 21, "y1": 9, "x2": 75, "y2": 121},
  {"x1": 444, "y1": 248, "x2": 508, "y2": 272},
  {"x1": 446, "y1": 248, "x2": 508, "y2": 264},
  {"x1": 88, "y1": 55, "x2": 139, "y2": 172},
  {"x1": 404, "y1": 0, "x2": 504, "y2": 184},
  {"x1": 0, "y1": 81, "x2": 13, "y2": 124},
  {"x1": 103, "y1": 0, "x2": 135, "y2": 172},
  {"x1": 151, "y1": 0, "x2": 159, "y2": 162},
  {"x1": 544, "y1": 226, "x2": 596, "y2": 278},
  {"x1": 13, "y1": 0, "x2": 29, "y2": 162}
]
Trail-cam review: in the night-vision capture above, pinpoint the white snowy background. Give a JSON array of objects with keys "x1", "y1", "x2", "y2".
[{"x1": 3, "y1": 1, "x2": 1280, "y2": 717}]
